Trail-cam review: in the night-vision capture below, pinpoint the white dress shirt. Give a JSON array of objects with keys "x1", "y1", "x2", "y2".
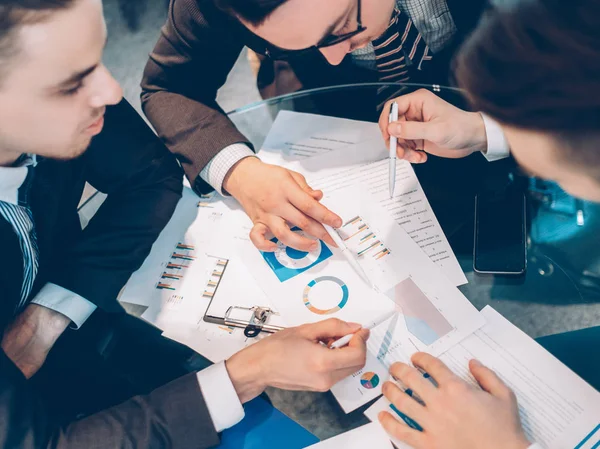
[
  {"x1": 480, "y1": 113, "x2": 511, "y2": 161},
  {"x1": 196, "y1": 361, "x2": 245, "y2": 431}
]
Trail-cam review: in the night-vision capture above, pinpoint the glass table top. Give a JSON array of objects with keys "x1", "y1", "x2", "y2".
[{"x1": 227, "y1": 83, "x2": 600, "y2": 438}]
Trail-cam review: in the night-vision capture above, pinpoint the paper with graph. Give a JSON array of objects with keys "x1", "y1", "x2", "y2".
[
  {"x1": 364, "y1": 307, "x2": 600, "y2": 449},
  {"x1": 260, "y1": 110, "x2": 467, "y2": 287},
  {"x1": 320, "y1": 188, "x2": 484, "y2": 359},
  {"x1": 236, "y1": 223, "x2": 395, "y2": 327},
  {"x1": 118, "y1": 187, "x2": 282, "y2": 362}
]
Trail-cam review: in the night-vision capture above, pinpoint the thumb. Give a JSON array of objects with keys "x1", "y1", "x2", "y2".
[
  {"x1": 303, "y1": 318, "x2": 362, "y2": 341},
  {"x1": 469, "y1": 359, "x2": 511, "y2": 398},
  {"x1": 389, "y1": 121, "x2": 442, "y2": 144}
]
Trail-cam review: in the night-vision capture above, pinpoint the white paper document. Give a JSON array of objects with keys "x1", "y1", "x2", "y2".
[
  {"x1": 118, "y1": 188, "x2": 281, "y2": 363},
  {"x1": 365, "y1": 306, "x2": 600, "y2": 449},
  {"x1": 320, "y1": 188, "x2": 484, "y2": 358},
  {"x1": 236, "y1": 222, "x2": 395, "y2": 327},
  {"x1": 331, "y1": 350, "x2": 391, "y2": 414},
  {"x1": 305, "y1": 422, "x2": 394, "y2": 449},
  {"x1": 259, "y1": 110, "x2": 383, "y2": 165},
  {"x1": 283, "y1": 132, "x2": 467, "y2": 287}
]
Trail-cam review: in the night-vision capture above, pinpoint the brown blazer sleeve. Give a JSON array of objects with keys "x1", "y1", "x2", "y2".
[
  {"x1": 141, "y1": 0, "x2": 254, "y2": 194},
  {"x1": 0, "y1": 350, "x2": 220, "y2": 449}
]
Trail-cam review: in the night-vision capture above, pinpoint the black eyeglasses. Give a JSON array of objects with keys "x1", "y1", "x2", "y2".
[{"x1": 262, "y1": 0, "x2": 367, "y2": 61}]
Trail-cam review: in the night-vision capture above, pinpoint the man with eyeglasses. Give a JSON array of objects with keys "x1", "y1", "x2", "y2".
[{"x1": 141, "y1": 0, "x2": 485, "y2": 252}]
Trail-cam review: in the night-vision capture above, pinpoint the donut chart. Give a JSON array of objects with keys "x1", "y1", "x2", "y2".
[
  {"x1": 360, "y1": 372, "x2": 380, "y2": 389},
  {"x1": 262, "y1": 227, "x2": 333, "y2": 282},
  {"x1": 274, "y1": 231, "x2": 321, "y2": 269},
  {"x1": 302, "y1": 276, "x2": 349, "y2": 315}
]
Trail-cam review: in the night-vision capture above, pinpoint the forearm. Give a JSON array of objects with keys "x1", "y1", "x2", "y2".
[
  {"x1": 140, "y1": 0, "x2": 251, "y2": 193},
  {"x1": 0, "y1": 350, "x2": 216, "y2": 449},
  {"x1": 1, "y1": 304, "x2": 70, "y2": 378}
]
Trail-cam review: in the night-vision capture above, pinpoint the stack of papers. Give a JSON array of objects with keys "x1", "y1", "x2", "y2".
[{"x1": 119, "y1": 111, "x2": 600, "y2": 448}]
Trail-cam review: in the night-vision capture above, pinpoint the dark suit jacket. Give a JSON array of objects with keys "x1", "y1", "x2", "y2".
[
  {"x1": 141, "y1": 0, "x2": 486, "y2": 194},
  {"x1": 0, "y1": 100, "x2": 220, "y2": 448}
]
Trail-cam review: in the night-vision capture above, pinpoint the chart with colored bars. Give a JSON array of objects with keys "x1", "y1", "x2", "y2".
[
  {"x1": 197, "y1": 192, "x2": 216, "y2": 209},
  {"x1": 338, "y1": 216, "x2": 391, "y2": 261},
  {"x1": 201, "y1": 256, "x2": 229, "y2": 300},
  {"x1": 156, "y1": 242, "x2": 196, "y2": 291}
]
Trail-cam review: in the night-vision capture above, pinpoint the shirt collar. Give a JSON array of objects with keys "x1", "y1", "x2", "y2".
[{"x1": 0, "y1": 154, "x2": 37, "y2": 205}]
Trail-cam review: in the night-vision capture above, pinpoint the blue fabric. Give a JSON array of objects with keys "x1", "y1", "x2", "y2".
[
  {"x1": 217, "y1": 397, "x2": 319, "y2": 449},
  {"x1": 537, "y1": 325, "x2": 600, "y2": 391}
]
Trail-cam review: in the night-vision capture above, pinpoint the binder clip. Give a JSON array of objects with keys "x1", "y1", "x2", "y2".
[{"x1": 224, "y1": 306, "x2": 284, "y2": 338}]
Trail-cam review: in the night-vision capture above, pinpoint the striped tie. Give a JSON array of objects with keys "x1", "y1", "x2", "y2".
[
  {"x1": 372, "y1": 8, "x2": 432, "y2": 110},
  {"x1": 0, "y1": 162, "x2": 40, "y2": 313}
]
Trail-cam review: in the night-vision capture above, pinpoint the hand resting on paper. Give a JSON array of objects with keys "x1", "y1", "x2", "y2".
[
  {"x1": 223, "y1": 157, "x2": 342, "y2": 252},
  {"x1": 378, "y1": 89, "x2": 489, "y2": 164},
  {"x1": 379, "y1": 352, "x2": 530, "y2": 449},
  {"x1": 225, "y1": 318, "x2": 370, "y2": 403}
]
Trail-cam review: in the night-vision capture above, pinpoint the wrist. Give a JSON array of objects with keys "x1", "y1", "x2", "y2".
[
  {"x1": 27, "y1": 304, "x2": 70, "y2": 347},
  {"x1": 225, "y1": 345, "x2": 268, "y2": 404},
  {"x1": 469, "y1": 112, "x2": 489, "y2": 154},
  {"x1": 222, "y1": 156, "x2": 261, "y2": 198}
]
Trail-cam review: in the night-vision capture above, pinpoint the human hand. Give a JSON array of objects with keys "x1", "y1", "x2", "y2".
[
  {"x1": 225, "y1": 319, "x2": 369, "y2": 403},
  {"x1": 1, "y1": 304, "x2": 70, "y2": 378},
  {"x1": 379, "y1": 352, "x2": 530, "y2": 449},
  {"x1": 378, "y1": 89, "x2": 488, "y2": 164},
  {"x1": 223, "y1": 157, "x2": 342, "y2": 251}
]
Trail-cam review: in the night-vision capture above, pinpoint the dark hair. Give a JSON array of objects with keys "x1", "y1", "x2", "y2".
[
  {"x1": 213, "y1": 0, "x2": 287, "y2": 25},
  {"x1": 0, "y1": 0, "x2": 75, "y2": 80},
  {"x1": 455, "y1": 0, "x2": 600, "y2": 174}
]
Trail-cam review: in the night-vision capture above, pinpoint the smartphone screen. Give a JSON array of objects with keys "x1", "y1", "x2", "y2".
[{"x1": 474, "y1": 191, "x2": 527, "y2": 274}]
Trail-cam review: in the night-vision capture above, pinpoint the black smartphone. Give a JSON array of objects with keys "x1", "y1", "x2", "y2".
[{"x1": 474, "y1": 191, "x2": 527, "y2": 275}]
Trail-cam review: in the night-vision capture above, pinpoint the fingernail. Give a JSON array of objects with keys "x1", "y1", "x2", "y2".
[
  {"x1": 310, "y1": 243, "x2": 318, "y2": 251},
  {"x1": 471, "y1": 359, "x2": 482, "y2": 367},
  {"x1": 348, "y1": 322, "x2": 362, "y2": 331},
  {"x1": 389, "y1": 123, "x2": 401, "y2": 134}
]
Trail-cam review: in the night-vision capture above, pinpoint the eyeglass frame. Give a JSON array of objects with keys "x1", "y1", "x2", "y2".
[{"x1": 261, "y1": 0, "x2": 367, "y2": 61}]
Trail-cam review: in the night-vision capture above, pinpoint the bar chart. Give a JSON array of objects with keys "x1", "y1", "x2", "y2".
[
  {"x1": 337, "y1": 216, "x2": 391, "y2": 261},
  {"x1": 201, "y1": 256, "x2": 229, "y2": 300},
  {"x1": 156, "y1": 242, "x2": 197, "y2": 290}
]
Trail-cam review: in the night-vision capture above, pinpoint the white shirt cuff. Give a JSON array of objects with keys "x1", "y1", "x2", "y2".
[
  {"x1": 199, "y1": 143, "x2": 256, "y2": 196},
  {"x1": 30, "y1": 283, "x2": 97, "y2": 329},
  {"x1": 196, "y1": 361, "x2": 245, "y2": 432},
  {"x1": 480, "y1": 113, "x2": 510, "y2": 161}
]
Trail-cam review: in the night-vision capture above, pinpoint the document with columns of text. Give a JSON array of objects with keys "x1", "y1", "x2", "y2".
[
  {"x1": 364, "y1": 306, "x2": 600, "y2": 449},
  {"x1": 275, "y1": 121, "x2": 468, "y2": 287}
]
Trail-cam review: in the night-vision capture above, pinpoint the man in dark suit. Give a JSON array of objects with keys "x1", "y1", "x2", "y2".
[
  {"x1": 141, "y1": 0, "x2": 486, "y2": 253},
  {"x1": 0, "y1": 1, "x2": 370, "y2": 447}
]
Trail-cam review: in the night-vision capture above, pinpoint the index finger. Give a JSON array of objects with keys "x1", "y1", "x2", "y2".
[
  {"x1": 411, "y1": 352, "x2": 456, "y2": 386},
  {"x1": 289, "y1": 189, "x2": 342, "y2": 228}
]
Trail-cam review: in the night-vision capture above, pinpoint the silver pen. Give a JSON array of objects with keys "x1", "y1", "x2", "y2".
[
  {"x1": 323, "y1": 224, "x2": 373, "y2": 289},
  {"x1": 388, "y1": 101, "x2": 399, "y2": 198}
]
